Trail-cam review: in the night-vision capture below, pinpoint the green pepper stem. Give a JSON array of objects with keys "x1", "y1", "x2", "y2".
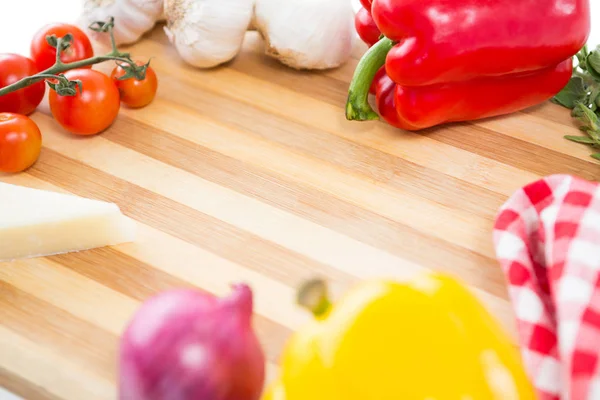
[
  {"x1": 345, "y1": 37, "x2": 395, "y2": 122},
  {"x1": 296, "y1": 279, "x2": 332, "y2": 318}
]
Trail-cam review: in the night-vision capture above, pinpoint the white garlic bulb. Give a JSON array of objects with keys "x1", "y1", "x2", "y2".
[
  {"x1": 163, "y1": 0, "x2": 255, "y2": 68},
  {"x1": 253, "y1": 0, "x2": 356, "y2": 70},
  {"x1": 79, "y1": 0, "x2": 164, "y2": 46}
]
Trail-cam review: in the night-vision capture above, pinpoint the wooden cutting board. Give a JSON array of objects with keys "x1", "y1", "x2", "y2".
[{"x1": 1, "y1": 19, "x2": 599, "y2": 400}]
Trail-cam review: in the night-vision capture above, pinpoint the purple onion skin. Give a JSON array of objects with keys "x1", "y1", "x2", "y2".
[{"x1": 119, "y1": 284, "x2": 266, "y2": 400}]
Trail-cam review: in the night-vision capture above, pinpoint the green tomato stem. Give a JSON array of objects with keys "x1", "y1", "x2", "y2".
[{"x1": 0, "y1": 17, "x2": 142, "y2": 98}]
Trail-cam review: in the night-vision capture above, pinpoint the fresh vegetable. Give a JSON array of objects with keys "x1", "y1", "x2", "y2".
[
  {"x1": 150, "y1": 0, "x2": 355, "y2": 70},
  {"x1": 0, "y1": 54, "x2": 46, "y2": 115},
  {"x1": 79, "y1": 0, "x2": 355, "y2": 71},
  {"x1": 347, "y1": 0, "x2": 591, "y2": 131},
  {"x1": 119, "y1": 284, "x2": 265, "y2": 400},
  {"x1": 111, "y1": 60, "x2": 158, "y2": 108},
  {"x1": 263, "y1": 272, "x2": 535, "y2": 400},
  {"x1": 552, "y1": 45, "x2": 600, "y2": 161},
  {"x1": 163, "y1": 0, "x2": 255, "y2": 69},
  {"x1": 0, "y1": 113, "x2": 42, "y2": 173},
  {"x1": 30, "y1": 23, "x2": 94, "y2": 72},
  {"x1": 49, "y1": 69, "x2": 120, "y2": 136},
  {"x1": 0, "y1": 18, "x2": 151, "y2": 107},
  {"x1": 252, "y1": 0, "x2": 355, "y2": 70},
  {"x1": 354, "y1": 7, "x2": 380, "y2": 48},
  {"x1": 78, "y1": 0, "x2": 164, "y2": 46}
]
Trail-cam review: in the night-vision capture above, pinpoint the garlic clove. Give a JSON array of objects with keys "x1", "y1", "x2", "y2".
[
  {"x1": 164, "y1": 0, "x2": 255, "y2": 69},
  {"x1": 253, "y1": 0, "x2": 356, "y2": 70},
  {"x1": 78, "y1": 0, "x2": 164, "y2": 46}
]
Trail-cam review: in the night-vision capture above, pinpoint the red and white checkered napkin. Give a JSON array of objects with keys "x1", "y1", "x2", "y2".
[{"x1": 493, "y1": 174, "x2": 600, "y2": 400}]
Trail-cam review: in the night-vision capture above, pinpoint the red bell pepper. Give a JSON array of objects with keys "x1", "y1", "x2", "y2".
[
  {"x1": 355, "y1": 7, "x2": 380, "y2": 48},
  {"x1": 347, "y1": 0, "x2": 591, "y2": 131}
]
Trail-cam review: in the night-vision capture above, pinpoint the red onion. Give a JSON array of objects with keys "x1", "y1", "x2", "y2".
[{"x1": 118, "y1": 283, "x2": 265, "y2": 400}]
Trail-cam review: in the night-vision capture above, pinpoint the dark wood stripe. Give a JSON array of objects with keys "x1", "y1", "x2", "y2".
[
  {"x1": 0, "y1": 367, "x2": 59, "y2": 400},
  {"x1": 0, "y1": 281, "x2": 117, "y2": 381},
  {"x1": 161, "y1": 36, "x2": 596, "y2": 182},
  {"x1": 153, "y1": 74, "x2": 505, "y2": 221},
  {"x1": 230, "y1": 36, "x2": 352, "y2": 108},
  {"x1": 425, "y1": 123, "x2": 599, "y2": 180},
  {"x1": 27, "y1": 147, "x2": 353, "y2": 290},
  {"x1": 102, "y1": 116, "x2": 508, "y2": 299},
  {"x1": 49, "y1": 248, "x2": 289, "y2": 364},
  {"x1": 520, "y1": 102, "x2": 582, "y2": 129}
]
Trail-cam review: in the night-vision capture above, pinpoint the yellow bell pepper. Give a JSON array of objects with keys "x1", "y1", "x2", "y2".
[{"x1": 263, "y1": 271, "x2": 535, "y2": 400}]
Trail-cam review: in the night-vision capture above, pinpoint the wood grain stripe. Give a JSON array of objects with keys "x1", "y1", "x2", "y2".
[
  {"x1": 428, "y1": 123, "x2": 598, "y2": 180},
  {"x1": 0, "y1": 325, "x2": 114, "y2": 400},
  {"x1": 8, "y1": 131, "x2": 517, "y2": 337},
  {"x1": 31, "y1": 114, "x2": 481, "y2": 282},
  {"x1": 26, "y1": 147, "x2": 361, "y2": 290},
  {"x1": 137, "y1": 85, "x2": 505, "y2": 220},
  {"x1": 130, "y1": 40, "x2": 543, "y2": 197},
  {"x1": 0, "y1": 281, "x2": 117, "y2": 381},
  {"x1": 0, "y1": 369, "x2": 58, "y2": 400},
  {"x1": 97, "y1": 100, "x2": 496, "y2": 258},
  {"x1": 102, "y1": 115, "x2": 509, "y2": 299}
]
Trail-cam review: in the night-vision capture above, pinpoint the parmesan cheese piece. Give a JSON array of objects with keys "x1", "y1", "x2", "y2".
[{"x1": 0, "y1": 182, "x2": 136, "y2": 262}]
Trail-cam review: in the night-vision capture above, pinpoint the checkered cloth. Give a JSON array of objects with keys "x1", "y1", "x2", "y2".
[{"x1": 493, "y1": 174, "x2": 600, "y2": 400}]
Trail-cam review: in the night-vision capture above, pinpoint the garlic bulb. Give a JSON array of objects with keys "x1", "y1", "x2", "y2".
[
  {"x1": 253, "y1": 0, "x2": 356, "y2": 70},
  {"x1": 80, "y1": 0, "x2": 356, "y2": 70},
  {"x1": 78, "y1": 0, "x2": 164, "y2": 46},
  {"x1": 163, "y1": 0, "x2": 255, "y2": 68}
]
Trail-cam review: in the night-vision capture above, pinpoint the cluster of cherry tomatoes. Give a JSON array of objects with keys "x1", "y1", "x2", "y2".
[{"x1": 0, "y1": 22, "x2": 158, "y2": 174}]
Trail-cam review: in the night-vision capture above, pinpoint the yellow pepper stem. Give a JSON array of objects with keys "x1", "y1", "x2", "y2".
[{"x1": 296, "y1": 279, "x2": 332, "y2": 318}]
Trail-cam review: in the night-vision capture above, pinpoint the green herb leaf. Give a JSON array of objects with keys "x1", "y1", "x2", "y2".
[
  {"x1": 576, "y1": 45, "x2": 590, "y2": 65},
  {"x1": 586, "y1": 48, "x2": 600, "y2": 81},
  {"x1": 589, "y1": 87, "x2": 600, "y2": 111},
  {"x1": 565, "y1": 135, "x2": 597, "y2": 144},
  {"x1": 591, "y1": 153, "x2": 600, "y2": 161},
  {"x1": 577, "y1": 103, "x2": 600, "y2": 130},
  {"x1": 553, "y1": 76, "x2": 588, "y2": 108}
]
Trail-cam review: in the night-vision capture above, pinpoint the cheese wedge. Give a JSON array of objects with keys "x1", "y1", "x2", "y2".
[{"x1": 0, "y1": 182, "x2": 136, "y2": 262}]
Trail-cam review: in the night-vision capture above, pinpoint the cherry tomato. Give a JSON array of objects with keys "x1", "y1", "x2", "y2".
[
  {"x1": 30, "y1": 23, "x2": 94, "y2": 72},
  {"x1": 0, "y1": 113, "x2": 42, "y2": 173},
  {"x1": 360, "y1": 0, "x2": 372, "y2": 11},
  {"x1": 49, "y1": 69, "x2": 120, "y2": 136},
  {"x1": 110, "y1": 61, "x2": 158, "y2": 108},
  {"x1": 0, "y1": 54, "x2": 46, "y2": 115}
]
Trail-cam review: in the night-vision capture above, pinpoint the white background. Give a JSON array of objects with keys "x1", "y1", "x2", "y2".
[{"x1": 0, "y1": 0, "x2": 598, "y2": 54}]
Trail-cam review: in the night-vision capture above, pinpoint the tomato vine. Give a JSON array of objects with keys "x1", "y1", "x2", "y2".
[{"x1": 0, "y1": 17, "x2": 150, "y2": 97}]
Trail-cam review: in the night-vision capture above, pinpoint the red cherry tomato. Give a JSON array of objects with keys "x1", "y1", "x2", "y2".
[
  {"x1": 30, "y1": 23, "x2": 94, "y2": 72},
  {"x1": 355, "y1": 7, "x2": 381, "y2": 47},
  {"x1": 0, "y1": 54, "x2": 46, "y2": 115},
  {"x1": 110, "y1": 61, "x2": 158, "y2": 108},
  {"x1": 0, "y1": 113, "x2": 42, "y2": 173},
  {"x1": 49, "y1": 69, "x2": 120, "y2": 136},
  {"x1": 360, "y1": 0, "x2": 372, "y2": 11}
]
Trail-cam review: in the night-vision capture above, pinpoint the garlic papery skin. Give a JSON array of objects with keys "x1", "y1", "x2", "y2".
[
  {"x1": 79, "y1": 0, "x2": 164, "y2": 46},
  {"x1": 163, "y1": 0, "x2": 255, "y2": 68},
  {"x1": 253, "y1": 0, "x2": 356, "y2": 70}
]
